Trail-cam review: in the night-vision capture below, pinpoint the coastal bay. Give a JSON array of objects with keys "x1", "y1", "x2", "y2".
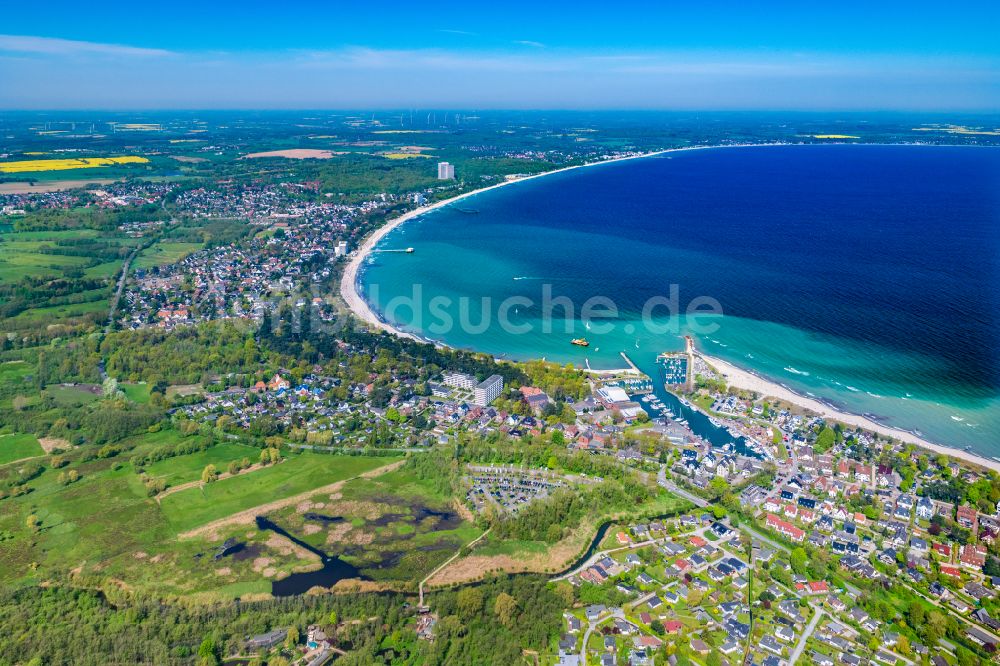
[{"x1": 346, "y1": 144, "x2": 1000, "y2": 461}]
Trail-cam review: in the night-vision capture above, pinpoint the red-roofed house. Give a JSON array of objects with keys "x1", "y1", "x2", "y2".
[
  {"x1": 940, "y1": 565, "x2": 962, "y2": 578},
  {"x1": 766, "y1": 513, "x2": 805, "y2": 542},
  {"x1": 957, "y1": 505, "x2": 979, "y2": 532},
  {"x1": 807, "y1": 581, "x2": 830, "y2": 595},
  {"x1": 663, "y1": 620, "x2": 683, "y2": 634},
  {"x1": 960, "y1": 543, "x2": 987, "y2": 569}
]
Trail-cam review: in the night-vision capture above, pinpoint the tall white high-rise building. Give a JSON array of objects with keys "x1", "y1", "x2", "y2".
[
  {"x1": 473, "y1": 374, "x2": 504, "y2": 406},
  {"x1": 437, "y1": 161, "x2": 455, "y2": 180}
]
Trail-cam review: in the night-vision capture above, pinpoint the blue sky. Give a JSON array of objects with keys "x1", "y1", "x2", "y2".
[{"x1": 1, "y1": 0, "x2": 998, "y2": 110}]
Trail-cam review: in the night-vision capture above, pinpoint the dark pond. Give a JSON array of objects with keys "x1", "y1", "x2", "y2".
[{"x1": 256, "y1": 516, "x2": 370, "y2": 597}]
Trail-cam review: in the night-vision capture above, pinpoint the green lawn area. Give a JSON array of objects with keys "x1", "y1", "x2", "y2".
[
  {"x1": 0, "y1": 248, "x2": 91, "y2": 282},
  {"x1": 144, "y1": 442, "x2": 260, "y2": 485},
  {"x1": 120, "y1": 382, "x2": 151, "y2": 404},
  {"x1": 84, "y1": 260, "x2": 124, "y2": 279},
  {"x1": 133, "y1": 241, "x2": 202, "y2": 269},
  {"x1": 160, "y1": 453, "x2": 400, "y2": 533},
  {"x1": 43, "y1": 385, "x2": 100, "y2": 406},
  {"x1": 0, "y1": 438, "x2": 400, "y2": 595},
  {"x1": 0, "y1": 433, "x2": 45, "y2": 465},
  {"x1": 0, "y1": 360, "x2": 33, "y2": 384},
  {"x1": 10, "y1": 296, "x2": 108, "y2": 323}
]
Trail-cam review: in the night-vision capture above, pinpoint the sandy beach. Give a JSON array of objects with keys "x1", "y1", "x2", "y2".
[{"x1": 696, "y1": 349, "x2": 1000, "y2": 473}]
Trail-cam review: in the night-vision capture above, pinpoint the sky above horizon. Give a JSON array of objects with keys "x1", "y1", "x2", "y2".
[{"x1": 1, "y1": 0, "x2": 999, "y2": 110}]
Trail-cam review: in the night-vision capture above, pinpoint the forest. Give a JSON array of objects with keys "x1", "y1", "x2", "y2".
[{"x1": 0, "y1": 574, "x2": 566, "y2": 666}]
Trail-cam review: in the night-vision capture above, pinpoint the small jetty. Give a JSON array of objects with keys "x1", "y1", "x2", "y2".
[
  {"x1": 619, "y1": 351, "x2": 640, "y2": 374},
  {"x1": 374, "y1": 247, "x2": 415, "y2": 254}
]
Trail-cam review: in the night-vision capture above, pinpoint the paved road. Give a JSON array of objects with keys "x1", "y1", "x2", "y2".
[
  {"x1": 659, "y1": 474, "x2": 709, "y2": 509},
  {"x1": 789, "y1": 607, "x2": 823, "y2": 664}
]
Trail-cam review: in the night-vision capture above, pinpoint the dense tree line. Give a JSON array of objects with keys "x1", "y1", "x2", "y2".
[
  {"x1": 0, "y1": 574, "x2": 565, "y2": 666},
  {"x1": 12, "y1": 203, "x2": 163, "y2": 232}
]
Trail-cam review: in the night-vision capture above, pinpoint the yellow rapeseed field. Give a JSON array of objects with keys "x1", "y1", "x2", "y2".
[
  {"x1": 381, "y1": 152, "x2": 433, "y2": 159},
  {"x1": 0, "y1": 156, "x2": 149, "y2": 174}
]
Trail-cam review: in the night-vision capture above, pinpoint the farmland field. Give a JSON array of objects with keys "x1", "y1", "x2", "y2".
[
  {"x1": 0, "y1": 229, "x2": 134, "y2": 284},
  {"x1": 0, "y1": 429, "x2": 403, "y2": 596},
  {"x1": 0, "y1": 156, "x2": 149, "y2": 173}
]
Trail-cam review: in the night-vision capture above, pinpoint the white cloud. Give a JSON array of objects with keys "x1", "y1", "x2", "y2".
[
  {"x1": 514, "y1": 40, "x2": 545, "y2": 48},
  {"x1": 0, "y1": 34, "x2": 173, "y2": 57}
]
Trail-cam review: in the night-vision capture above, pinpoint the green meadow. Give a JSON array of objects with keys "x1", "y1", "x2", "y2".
[
  {"x1": 144, "y1": 442, "x2": 260, "y2": 485},
  {"x1": 159, "y1": 453, "x2": 399, "y2": 533},
  {"x1": 133, "y1": 241, "x2": 203, "y2": 269},
  {"x1": 0, "y1": 433, "x2": 45, "y2": 465},
  {"x1": 0, "y1": 229, "x2": 131, "y2": 283},
  {"x1": 0, "y1": 429, "x2": 403, "y2": 596},
  {"x1": 119, "y1": 382, "x2": 152, "y2": 404},
  {"x1": 42, "y1": 384, "x2": 101, "y2": 407}
]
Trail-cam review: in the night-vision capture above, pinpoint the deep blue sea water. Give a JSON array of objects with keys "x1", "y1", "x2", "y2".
[{"x1": 360, "y1": 145, "x2": 1000, "y2": 455}]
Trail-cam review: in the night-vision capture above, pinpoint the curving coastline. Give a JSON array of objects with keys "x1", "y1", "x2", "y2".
[
  {"x1": 339, "y1": 143, "x2": 1000, "y2": 473},
  {"x1": 338, "y1": 147, "x2": 698, "y2": 339},
  {"x1": 696, "y1": 349, "x2": 1000, "y2": 474}
]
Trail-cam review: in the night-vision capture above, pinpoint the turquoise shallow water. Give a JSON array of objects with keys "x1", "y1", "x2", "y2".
[{"x1": 360, "y1": 145, "x2": 1000, "y2": 456}]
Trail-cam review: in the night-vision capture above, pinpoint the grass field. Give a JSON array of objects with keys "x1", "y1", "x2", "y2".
[
  {"x1": 119, "y1": 383, "x2": 151, "y2": 404},
  {"x1": 42, "y1": 385, "x2": 101, "y2": 406},
  {"x1": 0, "y1": 240, "x2": 93, "y2": 282},
  {"x1": 0, "y1": 361, "x2": 33, "y2": 385},
  {"x1": 144, "y1": 442, "x2": 260, "y2": 485},
  {"x1": 0, "y1": 229, "x2": 134, "y2": 284},
  {"x1": 133, "y1": 241, "x2": 203, "y2": 269},
  {"x1": 160, "y1": 453, "x2": 399, "y2": 533},
  {"x1": 9, "y1": 297, "x2": 108, "y2": 323},
  {"x1": 0, "y1": 433, "x2": 45, "y2": 465},
  {"x1": 84, "y1": 260, "x2": 124, "y2": 279},
  {"x1": 0, "y1": 427, "x2": 402, "y2": 596}
]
